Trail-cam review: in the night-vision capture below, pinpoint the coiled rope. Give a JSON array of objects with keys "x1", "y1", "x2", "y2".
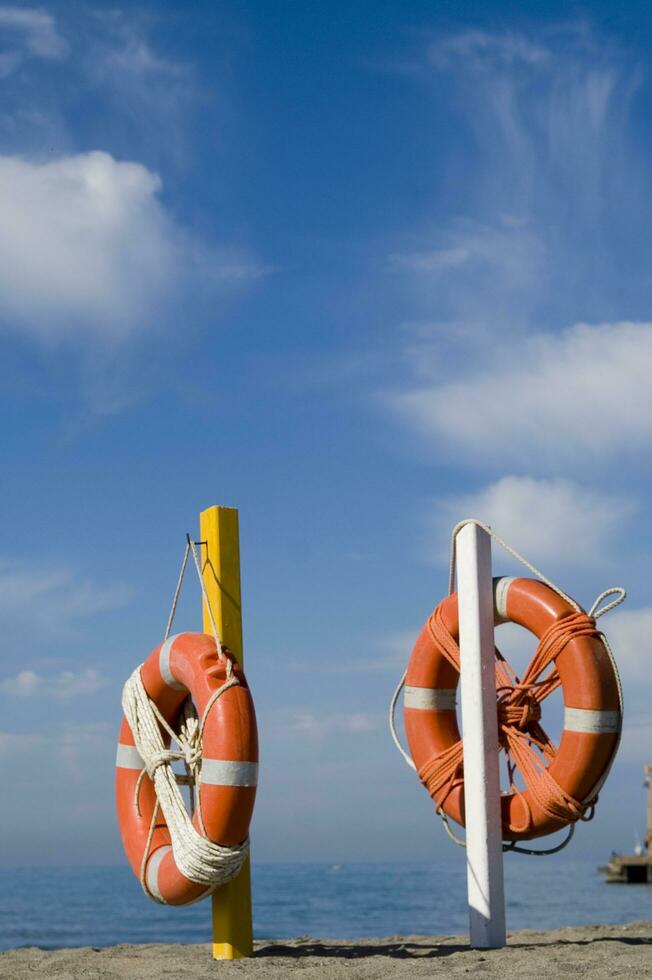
[
  {"x1": 121, "y1": 535, "x2": 248, "y2": 903},
  {"x1": 389, "y1": 519, "x2": 625, "y2": 855}
]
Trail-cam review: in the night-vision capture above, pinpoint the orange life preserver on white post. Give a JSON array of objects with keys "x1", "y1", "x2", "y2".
[
  {"x1": 404, "y1": 577, "x2": 622, "y2": 840},
  {"x1": 116, "y1": 632, "x2": 258, "y2": 905}
]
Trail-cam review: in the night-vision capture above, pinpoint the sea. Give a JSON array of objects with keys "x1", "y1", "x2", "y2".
[{"x1": 1, "y1": 858, "x2": 652, "y2": 950}]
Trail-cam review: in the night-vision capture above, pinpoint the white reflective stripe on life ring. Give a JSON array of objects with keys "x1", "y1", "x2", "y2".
[
  {"x1": 494, "y1": 577, "x2": 516, "y2": 621},
  {"x1": 563, "y1": 707, "x2": 621, "y2": 734},
  {"x1": 115, "y1": 743, "x2": 145, "y2": 769},
  {"x1": 201, "y1": 760, "x2": 258, "y2": 787},
  {"x1": 158, "y1": 635, "x2": 186, "y2": 691},
  {"x1": 146, "y1": 845, "x2": 172, "y2": 903},
  {"x1": 403, "y1": 686, "x2": 457, "y2": 710}
]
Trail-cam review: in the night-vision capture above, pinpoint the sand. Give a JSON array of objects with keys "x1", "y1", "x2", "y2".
[{"x1": 1, "y1": 921, "x2": 651, "y2": 979}]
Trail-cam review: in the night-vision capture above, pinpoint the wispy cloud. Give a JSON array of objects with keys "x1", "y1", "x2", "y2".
[
  {"x1": 387, "y1": 24, "x2": 647, "y2": 474},
  {"x1": 0, "y1": 721, "x2": 112, "y2": 788},
  {"x1": 287, "y1": 629, "x2": 419, "y2": 675},
  {"x1": 428, "y1": 29, "x2": 550, "y2": 70},
  {"x1": 0, "y1": 668, "x2": 106, "y2": 698},
  {"x1": 423, "y1": 22, "x2": 636, "y2": 220},
  {"x1": 58, "y1": 721, "x2": 112, "y2": 777},
  {"x1": 99, "y1": 36, "x2": 186, "y2": 80},
  {"x1": 83, "y1": 12, "x2": 196, "y2": 167},
  {"x1": 0, "y1": 730, "x2": 43, "y2": 754},
  {"x1": 390, "y1": 217, "x2": 542, "y2": 286},
  {"x1": 89, "y1": 11, "x2": 190, "y2": 87},
  {"x1": 277, "y1": 710, "x2": 380, "y2": 739},
  {"x1": 0, "y1": 7, "x2": 68, "y2": 77},
  {"x1": 430, "y1": 476, "x2": 634, "y2": 568},
  {"x1": 390, "y1": 321, "x2": 652, "y2": 471},
  {"x1": 0, "y1": 558, "x2": 131, "y2": 638},
  {"x1": 361, "y1": 630, "x2": 419, "y2": 672},
  {"x1": 604, "y1": 607, "x2": 652, "y2": 685},
  {"x1": 596, "y1": 605, "x2": 652, "y2": 764}
]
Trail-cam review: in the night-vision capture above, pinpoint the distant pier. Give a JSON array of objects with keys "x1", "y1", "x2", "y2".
[{"x1": 599, "y1": 765, "x2": 652, "y2": 883}]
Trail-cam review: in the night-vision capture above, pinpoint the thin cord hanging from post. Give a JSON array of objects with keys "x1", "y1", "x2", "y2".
[{"x1": 164, "y1": 534, "x2": 230, "y2": 671}]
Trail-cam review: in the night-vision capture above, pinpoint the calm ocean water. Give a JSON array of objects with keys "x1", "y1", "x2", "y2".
[{"x1": 1, "y1": 859, "x2": 651, "y2": 950}]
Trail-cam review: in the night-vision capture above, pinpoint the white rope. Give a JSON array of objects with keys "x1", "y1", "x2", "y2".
[
  {"x1": 188, "y1": 535, "x2": 229, "y2": 665},
  {"x1": 589, "y1": 587, "x2": 627, "y2": 620},
  {"x1": 448, "y1": 519, "x2": 582, "y2": 610},
  {"x1": 388, "y1": 670, "x2": 415, "y2": 770},
  {"x1": 164, "y1": 541, "x2": 191, "y2": 642},
  {"x1": 165, "y1": 535, "x2": 231, "y2": 673},
  {"x1": 122, "y1": 666, "x2": 247, "y2": 903}
]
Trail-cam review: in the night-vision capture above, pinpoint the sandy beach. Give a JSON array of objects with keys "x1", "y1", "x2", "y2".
[{"x1": 1, "y1": 921, "x2": 650, "y2": 979}]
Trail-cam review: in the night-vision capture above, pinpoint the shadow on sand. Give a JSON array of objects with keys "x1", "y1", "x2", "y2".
[
  {"x1": 254, "y1": 934, "x2": 652, "y2": 959},
  {"x1": 255, "y1": 941, "x2": 461, "y2": 959}
]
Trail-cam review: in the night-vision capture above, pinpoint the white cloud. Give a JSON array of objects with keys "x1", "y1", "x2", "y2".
[
  {"x1": 0, "y1": 730, "x2": 42, "y2": 754},
  {"x1": 0, "y1": 151, "x2": 180, "y2": 341},
  {"x1": 58, "y1": 720, "x2": 112, "y2": 775},
  {"x1": 391, "y1": 321, "x2": 652, "y2": 470},
  {"x1": 603, "y1": 607, "x2": 652, "y2": 685},
  {"x1": 89, "y1": 12, "x2": 188, "y2": 84},
  {"x1": 390, "y1": 219, "x2": 542, "y2": 285},
  {"x1": 0, "y1": 558, "x2": 131, "y2": 637},
  {"x1": 0, "y1": 722, "x2": 112, "y2": 793},
  {"x1": 389, "y1": 220, "x2": 543, "y2": 337},
  {"x1": 393, "y1": 246, "x2": 472, "y2": 272},
  {"x1": 0, "y1": 151, "x2": 265, "y2": 346},
  {"x1": 432, "y1": 476, "x2": 633, "y2": 569},
  {"x1": 0, "y1": 7, "x2": 68, "y2": 64},
  {"x1": 387, "y1": 25, "x2": 644, "y2": 455},
  {"x1": 423, "y1": 23, "x2": 630, "y2": 211},
  {"x1": 592, "y1": 606, "x2": 652, "y2": 764},
  {"x1": 0, "y1": 667, "x2": 106, "y2": 698},
  {"x1": 100, "y1": 36, "x2": 186, "y2": 80},
  {"x1": 618, "y1": 716, "x2": 652, "y2": 765},
  {"x1": 358, "y1": 630, "x2": 419, "y2": 672},
  {"x1": 288, "y1": 629, "x2": 419, "y2": 674},
  {"x1": 429, "y1": 30, "x2": 550, "y2": 71},
  {"x1": 372, "y1": 632, "x2": 418, "y2": 672},
  {"x1": 284, "y1": 710, "x2": 379, "y2": 739},
  {"x1": 84, "y1": 16, "x2": 195, "y2": 169}
]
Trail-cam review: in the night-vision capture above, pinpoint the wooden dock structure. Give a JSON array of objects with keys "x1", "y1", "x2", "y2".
[{"x1": 599, "y1": 765, "x2": 652, "y2": 883}]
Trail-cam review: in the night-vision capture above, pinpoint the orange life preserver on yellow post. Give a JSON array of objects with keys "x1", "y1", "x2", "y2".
[
  {"x1": 404, "y1": 577, "x2": 621, "y2": 841},
  {"x1": 116, "y1": 632, "x2": 258, "y2": 905}
]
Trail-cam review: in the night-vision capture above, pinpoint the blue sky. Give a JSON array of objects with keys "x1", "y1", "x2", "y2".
[{"x1": 1, "y1": 1, "x2": 652, "y2": 870}]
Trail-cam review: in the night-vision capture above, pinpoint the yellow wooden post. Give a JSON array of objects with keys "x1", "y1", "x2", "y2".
[{"x1": 199, "y1": 505, "x2": 254, "y2": 960}]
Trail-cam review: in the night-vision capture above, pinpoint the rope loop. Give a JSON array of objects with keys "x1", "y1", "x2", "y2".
[
  {"x1": 589, "y1": 587, "x2": 627, "y2": 620},
  {"x1": 436, "y1": 804, "x2": 577, "y2": 853}
]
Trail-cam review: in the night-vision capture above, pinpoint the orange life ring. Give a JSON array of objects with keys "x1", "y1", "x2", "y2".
[
  {"x1": 404, "y1": 577, "x2": 621, "y2": 840},
  {"x1": 115, "y1": 632, "x2": 258, "y2": 905}
]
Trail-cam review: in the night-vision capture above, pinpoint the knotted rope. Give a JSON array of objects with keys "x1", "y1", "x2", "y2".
[
  {"x1": 416, "y1": 605, "x2": 605, "y2": 833},
  {"x1": 121, "y1": 535, "x2": 248, "y2": 903},
  {"x1": 122, "y1": 667, "x2": 246, "y2": 902},
  {"x1": 389, "y1": 519, "x2": 625, "y2": 854}
]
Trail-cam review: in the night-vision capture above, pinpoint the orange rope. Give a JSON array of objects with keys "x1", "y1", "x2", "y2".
[{"x1": 417, "y1": 605, "x2": 603, "y2": 835}]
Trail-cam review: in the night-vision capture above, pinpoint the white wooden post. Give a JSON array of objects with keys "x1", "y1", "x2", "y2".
[{"x1": 457, "y1": 522, "x2": 506, "y2": 948}]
